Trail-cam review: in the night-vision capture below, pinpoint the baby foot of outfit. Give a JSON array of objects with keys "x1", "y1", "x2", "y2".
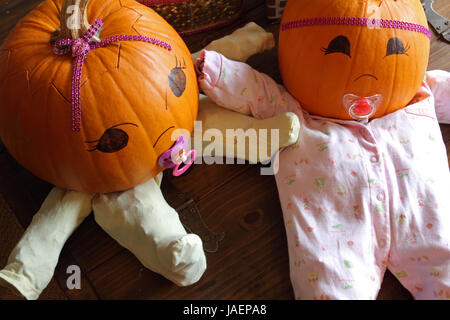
[
  {"x1": 158, "y1": 233, "x2": 205, "y2": 284},
  {"x1": 92, "y1": 173, "x2": 206, "y2": 286}
]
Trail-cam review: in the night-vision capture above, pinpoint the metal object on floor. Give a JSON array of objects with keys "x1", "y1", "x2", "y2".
[
  {"x1": 423, "y1": 0, "x2": 450, "y2": 42},
  {"x1": 162, "y1": 176, "x2": 225, "y2": 253}
]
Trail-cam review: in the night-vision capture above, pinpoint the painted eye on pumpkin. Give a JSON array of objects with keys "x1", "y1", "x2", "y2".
[
  {"x1": 86, "y1": 123, "x2": 138, "y2": 153},
  {"x1": 321, "y1": 35, "x2": 351, "y2": 58},
  {"x1": 386, "y1": 38, "x2": 410, "y2": 57},
  {"x1": 166, "y1": 56, "x2": 187, "y2": 109}
]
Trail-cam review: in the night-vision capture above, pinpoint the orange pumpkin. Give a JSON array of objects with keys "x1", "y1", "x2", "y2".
[
  {"x1": 0, "y1": 0, "x2": 198, "y2": 193},
  {"x1": 278, "y1": 0, "x2": 430, "y2": 120}
]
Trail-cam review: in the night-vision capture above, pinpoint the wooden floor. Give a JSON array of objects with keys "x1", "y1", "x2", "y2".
[{"x1": 0, "y1": 0, "x2": 449, "y2": 300}]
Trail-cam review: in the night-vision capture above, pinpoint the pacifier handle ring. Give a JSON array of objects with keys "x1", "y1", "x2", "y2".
[
  {"x1": 173, "y1": 149, "x2": 196, "y2": 177},
  {"x1": 157, "y1": 135, "x2": 189, "y2": 169}
]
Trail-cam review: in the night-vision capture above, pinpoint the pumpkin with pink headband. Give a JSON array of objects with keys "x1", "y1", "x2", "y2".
[
  {"x1": 0, "y1": 0, "x2": 198, "y2": 194},
  {"x1": 278, "y1": 0, "x2": 431, "y2": 120}
]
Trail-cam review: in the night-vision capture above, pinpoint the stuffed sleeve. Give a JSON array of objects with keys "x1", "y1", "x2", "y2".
[
  {"x1": 426, "y1": 70, "x2": 450, "y2": 124},
  {"x1": 196, "y1": 50, "x2": 300, "y2": 119}
]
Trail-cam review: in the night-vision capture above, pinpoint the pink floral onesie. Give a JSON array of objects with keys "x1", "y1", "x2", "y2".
[{"x1": 198, "y1": 50, "x2": 450, "y2": 300}]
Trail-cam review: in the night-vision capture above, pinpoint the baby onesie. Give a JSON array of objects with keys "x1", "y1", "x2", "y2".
[{"x1": 198, "y1": 50, "x2": 450, "y2": 300}]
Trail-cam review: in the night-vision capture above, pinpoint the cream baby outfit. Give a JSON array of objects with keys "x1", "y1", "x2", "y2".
[{"x1": 198, "y1": 50, "x2": 450, "y2": 300}]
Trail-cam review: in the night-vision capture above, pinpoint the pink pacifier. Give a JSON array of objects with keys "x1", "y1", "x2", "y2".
[
  {"x1": 343, "y1": 94, "x2": 383, "y2": 121},
  {"x1": 158, "y1": 135, "x2": 196, "y2": 177}
]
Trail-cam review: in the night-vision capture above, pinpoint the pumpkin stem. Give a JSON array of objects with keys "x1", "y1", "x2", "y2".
[{"x1": 53, "y1": 0, "x2": 100, "y2": 43}]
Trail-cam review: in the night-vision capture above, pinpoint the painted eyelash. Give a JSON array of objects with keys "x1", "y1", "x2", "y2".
[
  {"x1": 396, "y1": 41, "x2": 411, "y2": 55},
  {"x1": 320, "y1": 47, "x2": 333, "y2": 54},
  {"x1": 320, "y1": 46, "x2": 352, "y2": 57},
  {"x1": 404, "y1": 42, "x2": 411, "y2": 54}
]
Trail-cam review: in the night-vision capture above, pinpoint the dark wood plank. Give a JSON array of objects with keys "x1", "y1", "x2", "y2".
[
  {"x1": 166, "y1": 163, "x2": 252, "y2": 202},
  {"x1": 0, "y1": 0, "x2": 45, "y2": 44},
  {"x1": 378, "y1": 270, "x2": 413, "y2": 300},
  {"x1": 0, "y1": 153, "x2": 38, "y2": 228}
]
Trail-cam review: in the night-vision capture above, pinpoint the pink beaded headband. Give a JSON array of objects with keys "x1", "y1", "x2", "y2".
[{"x1": 281, "y1": 17, "x2": 431, "y2": 39}]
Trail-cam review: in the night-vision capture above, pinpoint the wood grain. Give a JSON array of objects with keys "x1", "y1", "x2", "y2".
[{"x1": 0, "y1": 0, "x2": 448, "y2": 300}]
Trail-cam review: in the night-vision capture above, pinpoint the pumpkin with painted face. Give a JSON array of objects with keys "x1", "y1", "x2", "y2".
[
  {"x1": 0, "y1": 0, "x2": 198, "y2": 193},
  {"x1": 278, "y1": 0, "x2": 430, "y2": 120}
]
